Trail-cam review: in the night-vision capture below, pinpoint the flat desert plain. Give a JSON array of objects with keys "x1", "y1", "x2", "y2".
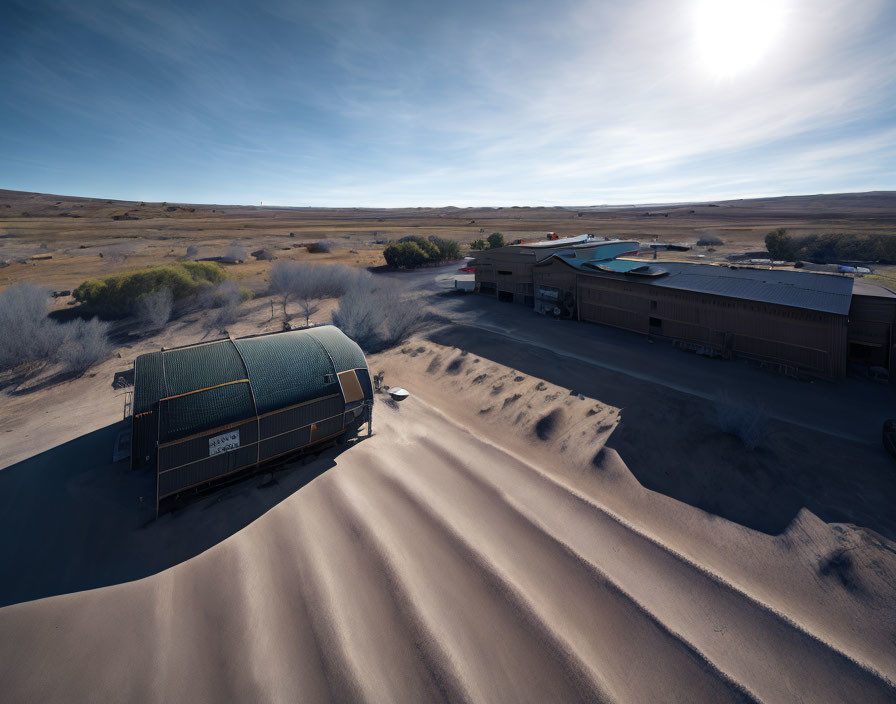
[{"x1": 1, "y1": 190, "x2": 896, "y2": 703}]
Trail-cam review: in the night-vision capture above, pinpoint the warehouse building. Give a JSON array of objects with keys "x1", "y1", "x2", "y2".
[
  {"x1": 132, "y1": 325, "x2": 373, "y2": 512},
  {"x1": 474, "y1": 243, "x2": 896, "y2": 379},
  {"x1": 474, "y1": 235, "x2": 639, "y2": 304}
]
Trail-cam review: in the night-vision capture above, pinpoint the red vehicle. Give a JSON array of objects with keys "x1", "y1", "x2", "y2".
[
  {"x1": 546, "y1": 232, "x2": 560, "y2": 240},
  {"x1": 459, "y1": 265, "x2": 475, "y2": 272}
]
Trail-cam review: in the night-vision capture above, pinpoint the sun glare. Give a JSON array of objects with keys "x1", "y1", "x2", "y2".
[{"x1": 693, "y1": 0, "x2": 788, "y2": 78}]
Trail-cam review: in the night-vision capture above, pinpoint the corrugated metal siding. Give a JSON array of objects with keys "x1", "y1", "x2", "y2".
[
  {"x1": 259, "y1": 427, "x2": 312, "y2": 461},
  {"x1": 304, "y1": 325, "x2": 368, "y2": 372},
  {"x1": 162, "y1": 341, "x2": 247, "y2": 396},
  {"x1": 577, "y1": 275, "x2": 847, "y2": 376},
  {"x1": 134, "y1": 352, "x2": 165, "y2": 415},
  {"x1": 259, "y1": 395, "x2": 344, "y2": 439},
  {"x1": 158, "y1": 381, "x2": 255, "y2": 443},
  {"x1": 132, "y1": 326, "x2": 371, "y2": 502},
  {"x1": 234, "y1": 332, "x2": 338, "y2": 413},
  {"x1": 159, "y1": 446, "x2": 258, "y2": 498},
  {"x1": 158, "y1": 418, "x2": 259, "y2": 472}
]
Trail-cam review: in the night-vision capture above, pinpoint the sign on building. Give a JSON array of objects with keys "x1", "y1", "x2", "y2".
[{"x1": 209, "y1": 429, "x2": 240, "y2": 456}]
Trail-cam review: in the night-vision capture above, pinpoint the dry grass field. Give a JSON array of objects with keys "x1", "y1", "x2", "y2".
[{"x1": 2, "y1": 189, "x2": 895, "y2": 296}]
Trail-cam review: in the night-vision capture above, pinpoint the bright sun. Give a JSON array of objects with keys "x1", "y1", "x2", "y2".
[{"x1": 693, "y1": 0, "x2": 788, "y2": 78}]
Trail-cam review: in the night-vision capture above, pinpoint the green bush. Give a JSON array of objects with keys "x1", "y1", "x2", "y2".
[
  {"x1": 384, "y1": 235, "x2": 462, "y2": 269},
  {"x1": 74, "y1": 262, "x2": 226, "y2": 314},
  {"x1": 765, "y1": 229, "x2": 896, "y2": 263},
  {"x1": 396, "y1": 235, "x2": 439, "y2": 259},
  {"x1": 431, "y1": 237, "x2": 461, "y2": 260},
  {"x1": 383, "y1": 241, "x2": 429, "y2": 269},
  {"x1": 487, "y1": 232, "x2": 505, "y2": 249},
  {"x1": 469, "y1": 239, "x2": 487, "y2": 250}
]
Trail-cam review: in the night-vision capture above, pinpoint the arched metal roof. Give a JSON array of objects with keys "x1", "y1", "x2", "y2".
[{"x1": 134, "y1": 325, "x2": 371, "y2": 443}]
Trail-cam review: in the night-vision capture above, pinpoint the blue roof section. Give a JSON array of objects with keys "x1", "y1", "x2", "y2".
[
  {"x1": 553, "y1": 257, "x2": 854, "y2": 314},
  {"x1": 583, "y1": 259, "x2": 650, "y2": 273}
]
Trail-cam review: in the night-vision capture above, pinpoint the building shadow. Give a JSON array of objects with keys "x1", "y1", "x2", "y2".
[
  {"x1": 427, "y1": 324, "x2": 896, "y2": 542},
  {"x1": 0, "y1": 422, "x2": 349, "y2": 608}
]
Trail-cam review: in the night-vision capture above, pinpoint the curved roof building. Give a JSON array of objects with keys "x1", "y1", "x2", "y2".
[{"x1": 132, "y1": 325, "x2": 373, "y2": 509}]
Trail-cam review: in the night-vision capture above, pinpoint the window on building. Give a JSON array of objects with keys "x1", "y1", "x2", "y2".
[
  {"x1": 650, "y1": 300, "x2": 657, "y2": 310},
  {"x1": 649, "y1": 317, "x2": 662, "y2": 330},
  {"x1": 497, "y1": 270, "x2": 513, "y2": 276}
]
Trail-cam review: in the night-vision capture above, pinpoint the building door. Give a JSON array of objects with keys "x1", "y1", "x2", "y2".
[{"x1": 649, "y1": 317, "x2": 663, "y2": 335}]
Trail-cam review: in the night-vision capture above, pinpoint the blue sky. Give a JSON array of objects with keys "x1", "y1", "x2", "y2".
[{"x1": 1, "y1": 0, "x2": 894, "y2": 206}]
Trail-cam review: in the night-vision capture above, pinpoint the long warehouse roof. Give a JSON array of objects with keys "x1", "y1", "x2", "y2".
[{"x1": 547, "y1": 255, "x2": 855, "y2": 315}]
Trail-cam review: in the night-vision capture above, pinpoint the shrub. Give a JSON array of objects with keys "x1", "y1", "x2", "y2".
[
  {"x1": 487, "y1": 232, "x2": 505, "y2": 249},
  {"x1": 383, "y1": 241, "x2": 429, "y2": 269},
  {"x1": 397, "y1": 235, "x2": 439, "y2": 259},
  {"x1": 269, "y1": 261, "x2": 354, "y2": 323},
  {"x1": 225, "y1": 242, "x2": 248, "y2": 261},
  {"x1": 204, "y1": 281, "x2": 250, "y2": 330},
  {"x1": 73, "y1": 262, "x2": 226, "y2": 314},
  {"x1": 57, "y1": 318, "x2": 112, "y2": 375},
  {"x1": 431, "y1": 237, "x2": 461, "y2": 260},
  {"x1": 0, "y1": 283, "x2": 65, "y2": 369},
  {"x1": 697, "y1": 236, "x2": 724, "y2": 247},
  {"x1": 715, "y1": 392, "x2": 766, "y2": 450},
  {"x1": 764, "y1": 228, "x2": 795, "y2": 260},
  {"x1": 332, "y1": 277, "x2": 425, "y2": 352},
  {"x1": 185, "y1": 245, "x2": 199, "y2": 259},
  {"x1": 306, "y1": 241, "x2": 331, "y2": 254},
  {"x1": 764, "y1": 229, "x2": 896, "y2": 263},
  {"x1": 0, "y1": 283, "x2": 112, "y2": 374},
  {"x1": 134, "y1": 289, "x2": 173, "y2": 334},
  {"x1": 384, "y1": 235, "x2": 461, "y2": 269},
  {"x1": 469, "y1": 239, "x2": 487, "y2": 251}
]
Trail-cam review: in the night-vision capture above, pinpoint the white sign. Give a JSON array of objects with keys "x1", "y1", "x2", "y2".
[{"x1": 209, "y1": 429, "x2": 240, "y2": 456}]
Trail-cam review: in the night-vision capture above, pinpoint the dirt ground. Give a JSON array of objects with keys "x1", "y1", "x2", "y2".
[{"x1": 2, "y1": 189, "x2": 896, "y2": 702}]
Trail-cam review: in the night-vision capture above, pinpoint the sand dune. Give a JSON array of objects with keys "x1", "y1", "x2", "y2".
[
  {"x1": 2, "y1": 341, "x2": 896, "y2": 703},
  {"x1": 2, "y1": 388, "x2": 895, "y2": 702}
]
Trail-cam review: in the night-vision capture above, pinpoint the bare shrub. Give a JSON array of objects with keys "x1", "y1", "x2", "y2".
[
  {"x1": 57, "y1": 318, "x2": 112, "y2": 375},
  {"x1": 306, "y1": 241, "x2": 331, "y2": 254},
  {"x1": 714, "y1": 392, "x2": 766, "y2": 450},
  {"x1": 134, "y1": 289, "x2": 172, "y2": 335},
  {"x1": 269, "y1": 261, "x2": 355, "y2": 324},
  {"x1": 332, "y1": 277, "x2": 425, "y2": 352},
  {"x1": 225, "y1": 242, "x2": 248, "y2": 262},
  {"x1": 0, "y1": 283, "x2": 65, "y2": 369},
  {"x1": 697, "y1": 236, "x2": 724, "y2": 247},
  {"x1": 204, "y1": 281, "x2": 249, "y2": 330},
  {"x1": 186, "y1": 245, "x2": 199, "y2": 259}
]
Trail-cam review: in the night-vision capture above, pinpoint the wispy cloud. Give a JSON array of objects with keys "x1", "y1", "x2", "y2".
[{"x1": 1, "y1": 0, "x2": 894, "y2": 205}]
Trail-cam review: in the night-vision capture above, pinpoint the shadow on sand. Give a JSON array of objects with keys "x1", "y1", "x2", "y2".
[
  {"x1": 428, "y1": 324, "x2": 896, "y2": 542},
  {"x1": 0, "y1": 423, "x2": 349, "y2": 608}
]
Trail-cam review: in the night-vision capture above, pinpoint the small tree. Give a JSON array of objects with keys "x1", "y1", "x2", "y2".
[
  {"x1": 269, "y1": 260, "x2": 303, "y2": 317},
  {"x1": 487, "y1": 232, "x2": 504, "y2": 249},
  {"x1": 469, "y1": 239, "x2": 487, "y2": 250},
  {"x1": 268, "y1": 261, "x2": 353, "y2": 323}
]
